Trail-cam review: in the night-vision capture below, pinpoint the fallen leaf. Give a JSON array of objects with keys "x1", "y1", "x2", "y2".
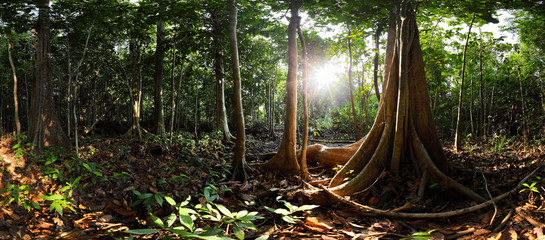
[{"x1": 305, "y1": 216, "x2": 333, "y2": 230}]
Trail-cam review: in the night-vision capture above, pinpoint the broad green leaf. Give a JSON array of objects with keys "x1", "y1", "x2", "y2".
[
  {"x1": 273, "y1": 208, "x2": 290, "y2": 215},
  {"x1": 233, "y1": 226, "x2": 244, "y2": 240},
  {"x1": 282, "y1": 215, "x2": 296, "y2": 224},
  {"x1": 155, "y1": 194, "x2": 164, "y2": 206},
  {"x1": 150, "y1": 213, "x2": 164, "y2": 228},
  {"x1": 294, "y1": 204, "x2": 319, "y2": 212},
  {"x1": 140, "y1": 193, "x2": 153, "y2": 199},
  {"x1": 235, "y1": 210, "x2": 248, "y2": 219},
  {"x1": 51, "y1": 202, "x2": 63, "y2": 216},
  {"x1": 178, "y1": 208, "x2": 195, "y2": 231},
  {"x1": 236, "y1": 222, "x2": 257, "y2": 231},
  {"x1": 166, "y1": 213, "x2": 177, "y2": 228},
  {"x1": 283, "y1": 202, "x2": 294, "y2": 212},
  {"x1": 39, "y1": 195, "x2": 65, "y2": 201},
  {"x1": 164, "y1": 196, "x2": 176, "y2": 206},
  {"x1": 214, "y1": 204, "x2": 233, "y2": 218},
  {"x1": 124, "y1": 229, "x2": 160, "y2": 235}
]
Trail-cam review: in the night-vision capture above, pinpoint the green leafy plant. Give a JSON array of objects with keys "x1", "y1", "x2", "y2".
[
  {"x1": 125, "y1": 196, "x2": 230, "y2": 239},
  {"x1": 265, "y1": 196, "x2": 319, "y2": 224},
  {"x1": 493, "y1": 135, "x2": 508, "y2": 154},
  {"x1": 520, "y1": 176, "x2": 542, "y2": 194},
  {"x1": 132, "y1": 190, "x2": 171, "y2": 212},
  {"x1": 0, "y1": 183, "x2": 40, "y2": 211},
  {"x1": 39, "y1": 176, "x2": 81, "y2": 216}
]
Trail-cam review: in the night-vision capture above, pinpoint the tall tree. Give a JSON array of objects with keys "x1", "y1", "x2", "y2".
[
  {"x1": 454, "y1": 12, "x2": 476, "y2": 150},
  {"x1": 211, "y1": 9, "x2": 235, "y2": 142},
  {"x1": 5, "y1": 33, "x2": 21, "y2": 137},
  {"x1": 347, "y1": 25, "x2": 361, "y2": 139},
  {"x1": 297, "y1": 16, "x2": 310, "y2": 180},
  {"x1": 228, "y1": 0, "x2": 249, "y2": 181},
  {"x1": 30, "y1": 0, "x2": 69, "y2": 150},
  {"x1": 154, "y1": 2, "x2": 167, "y2": 137},
  {"x1": 261, "y1": 0, "x2": 303, "y2": 173},
  {"x1": 372, "y1": 25, "x2": 383, "y2": 102}
]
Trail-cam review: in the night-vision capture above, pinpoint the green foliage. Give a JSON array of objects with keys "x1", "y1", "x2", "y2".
[
  {"x1": 124, "y1": 187, "x2": 262, "y2": 240},
  {"x1": 265, "y1": 196, "x2": 319, "y2": 224},
  {"x1": 132, "y1": 190, "x2": 170, "y2": 212},
  {"x1": 401, "y1": 230, "x2": 436, "y2": 240},
  {"x1": 493, "y1": 135, "x2": 508, "y2": 154},
  {"x1": 520, "y1": 176, "x2": 543, "y2": 194},
  {"x1": 0, "y1": 183, "x2": 40, "y2": 211},
  {"x1": 39, "y1": 176, "x2": 81, "y2": 216}
]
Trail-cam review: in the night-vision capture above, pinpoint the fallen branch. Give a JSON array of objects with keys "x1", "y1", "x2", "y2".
[{"x1": 322, "y1": 167, "x2": 540, "y2": 218}]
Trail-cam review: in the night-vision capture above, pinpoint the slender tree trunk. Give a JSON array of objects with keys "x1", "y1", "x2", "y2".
[
  {"x1": 347, "y1": 26, "x2": 361, "y2": 140},
  {"x1": 7, "y1": 37, "x2": 21, "y2": 137},
  {"x1": 489, "y1": 69, "x2": 497, "y2": 136},
  {"x1": 470, "y1": 75, "x2": 474, "y2": 137},
  {"x1": 517, "y1": 69, "x2": 528, "y2": 143},
  {"x1": 454, "y1": 12, "x2": 475, "y2": 150},
  {"x1": 373, "y1": 26, "x2": 383, "y2": 102},
  {"x1": 228, "y1": 0, "x2": 249, "y2": 181},
  {"x1": 213, "y1": 22, "x2": 235, "y2": 142},
  {"x1": 67, "y1": 47, "x2": 72, "y2": 138},
  {"x1": 269, "y1": 65, "x2": 277, "y2": 137},
  {"x1": 169, "y1": 35, "x2": 177, "y2": 143},
  {"x1": 538, "y1": 72, "x2": 545, "y2": 114},
  {"x1": 125, "y1": 40, "x2": 144, "y2": 141},
  {"x1": 478, "y1": 33, "x2": 485, "y2": 138},
  {"x1": 30, "y1": 0, "x2": 69, "y2": 150},
  {"x1": 154, "y1": 11, "x2": 166, "y2": 137},
  {"x1": 297, "y1": 16, "x2": 310, "y2": 180},
  {"x1": 261, "y1": 0, "x2": 303, "y2": 173}
]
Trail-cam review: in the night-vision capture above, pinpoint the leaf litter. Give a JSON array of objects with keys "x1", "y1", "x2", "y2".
[{"x1": 0, "y1": 133, "x2": 543, "y2": 239}]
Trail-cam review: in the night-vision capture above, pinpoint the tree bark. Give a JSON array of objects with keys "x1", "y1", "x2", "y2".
[
  {"x1": 454, "y1": 12, "x2": 476, "y2": 150},
  {"x1": 213, "y1": 19, "x2": 235, "y2": 142},
  {"x1": 7, "y1": 36, "x2": 21, "y2": 137},
  {"x1": 347, "y1": 26, "x2": 362, "y2": 140},
  {"x1": 300, "y1": 2, "x2": 484, "y2": 203},
  {"x1": 228, "y1": 0, "x2": 249, "y2": 181},
  {"x1": 373, "y1": 26, "x2": 383, "y2": 102},
  {"x1": 297, "y1": 16, "x2": 310, "y2": 180},
  {"x1": 30, "y1": 0, "x2": 69, "y2": 150},
  {"x1": 154, "y1": 7, "x2": 166, "y2": 137},
  {"x1": 261, "y1": 0, "x2": 303, "y2": 173}
]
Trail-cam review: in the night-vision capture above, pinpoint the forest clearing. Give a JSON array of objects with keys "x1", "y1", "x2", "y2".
[{"x1": 1, "y1": 0, "x2": 545, "y2": 239}]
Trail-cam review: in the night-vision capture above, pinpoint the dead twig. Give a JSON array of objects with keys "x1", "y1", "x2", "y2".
[
  {"x1": 322, "y1": 167, "x2": 541, "y2": 218},
  {"x1": 482, "y1": 172, "x2": 498, "y2": 226}
]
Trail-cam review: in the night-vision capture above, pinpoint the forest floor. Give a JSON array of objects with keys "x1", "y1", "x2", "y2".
[{"x1": 0, "y1": 131, "x2": 544, "y2": 240}]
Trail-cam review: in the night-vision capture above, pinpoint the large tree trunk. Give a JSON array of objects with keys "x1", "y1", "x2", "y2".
[
  {"x1": 302, "y1": 2, "x2": 485, "y2": 203},
  {"x1": 261, "y1": 0, "x2": 302, "y2": 173},
  {"x1": 154, "y1": 9, "x2": 166, "y2": 137},
  {"x1": 228, "y1": 0, "x2": 249, "y2": 181},
  {"x1": 454, "y1": 13, "x2": 476, "y2": 150},
  {"x1": 30, "y1": 1, "x2": 69, "y2": 150}
]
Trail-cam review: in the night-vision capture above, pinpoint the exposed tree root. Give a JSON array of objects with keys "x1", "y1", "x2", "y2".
[{"x1": 320, "y1": 167, "x2": 540, "y2": 218}]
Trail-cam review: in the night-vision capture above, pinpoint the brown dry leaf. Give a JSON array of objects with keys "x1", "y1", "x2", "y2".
[
  {"x1": 321, "y1": 235, "x2": 337, "y2": 240},
  {"x1": 305, "y1": 216, "x2": 333, "y2": 230},
  {"x1": 497, "y1": 228, "x2": 518, "y2": 240},
  {"x1": 329, "y1": 212, "x2": 346, "y2": 225},
  {"x1": 475, "y1": 228, "x2": 491, "y2": 236},
  {"x1": 368, "y1": 197, "x2": 379, "y2": 206},
  {"x1": 35, "y1": 221, "x2": 55, "y2": 229},
  {"x1": 430, "y1": 231, "x2": 445, "y2": 240}
]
